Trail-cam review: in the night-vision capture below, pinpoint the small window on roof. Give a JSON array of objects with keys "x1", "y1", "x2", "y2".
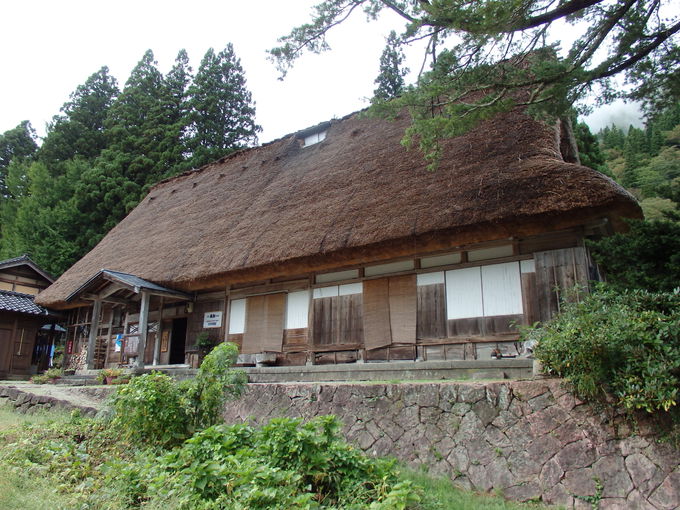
[{"x1": 304, "y1": 130, "x2": 327, "y2": 147}]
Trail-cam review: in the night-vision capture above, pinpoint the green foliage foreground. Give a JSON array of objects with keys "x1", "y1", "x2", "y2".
[
  {"x1": 109, "y1": 342, "x2": 247, "y2": 447},
  {"x1": 0, "y1": 343, "x2": 419, "y2": 509},
  {"x1": 0, "y1": 412, "x2": 418, "y2": 509},
  {"x1": 526, "y1": 286, "x2": 680, "y2": 413},
  {"x1": 0, "y1": 341, "x2": 552, "y2": 510}
]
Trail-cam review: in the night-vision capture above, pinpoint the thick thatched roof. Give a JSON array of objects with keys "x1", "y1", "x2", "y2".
[{"x1": 37, "y1": 109, "x2": 640, "y2": 308}]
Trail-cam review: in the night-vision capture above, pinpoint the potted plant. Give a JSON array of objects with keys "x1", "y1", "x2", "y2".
[
  {"x1": 196, "y1": 332, "x2": 216, "y2": 355},
  {"x1": 98, "y1": 368, "x2": 124, "y2": 385}
]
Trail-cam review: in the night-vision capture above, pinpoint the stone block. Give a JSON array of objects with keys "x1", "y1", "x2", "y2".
[
  {"x1": 472, "y1": 400, "x2": 499, "y2": 427},
  {"x1": 554, "y1": 439, "x2": 597, "y2": 472},
  {"x1": 625, "y1": 453, "x2": 657, "y2": 493},
  {"x1": 592, "y1": 455, "x2": 633, "y2": 498},
  {"x1": 503, "y1": 482, "x2": 542, "y2": 502},
  {"x1": 562, "y1": 467, "x2": 596, "y2": 497},
  {"x1": 648, "y1": 469, "x2": 680, "y2": 510}
]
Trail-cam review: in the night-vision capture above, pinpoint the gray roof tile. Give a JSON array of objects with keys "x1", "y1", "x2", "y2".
[{"x1": 0, "y1": 290, "x2": 50, "y2": 315}]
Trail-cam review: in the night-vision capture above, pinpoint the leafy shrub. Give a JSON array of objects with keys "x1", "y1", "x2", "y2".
[
  {"x1": 44, "y1": 368, "x2": 63, "y2": 380},
  {"x1": 195, "y1": 331, "x2": 216, "y2": 353},
  {"x1": 29, "y1": 375, "x2": 49, "y2": 385},
  {"x1": 97, "y1": 368, "x2": 124, "y2": 384},
  {"x1": 588, "y1": 219, "x2": 680, "y2": 292},
  {"x1": 108, "y1": 372, "x2": 191, "y2": 448},
  {"x1": 182, "y1": 342, "x2": 247, "y2": 431},
  {"x1": 108, "y1": 343, "x2": 246, "y2": 447},
  {"x1": 527, "y1": 286, "x2": 680, "y2": 413},
  {"x1": 140, "y1": 416, "x2": 418, "y2": 509}
]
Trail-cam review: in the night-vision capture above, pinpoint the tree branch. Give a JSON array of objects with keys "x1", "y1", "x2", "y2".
[{"x1": 513, "y1": 0, "x2": 605, "y2": 31}]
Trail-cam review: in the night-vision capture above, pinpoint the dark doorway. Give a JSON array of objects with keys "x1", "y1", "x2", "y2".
[{"x1": 169, "y1": 318, "x2": 187, "y2": 365}]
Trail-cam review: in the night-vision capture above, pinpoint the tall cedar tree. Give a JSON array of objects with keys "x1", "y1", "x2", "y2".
[
  {"x1": 373, "y1": 31, "x2": 409, "y2": 101},
  {"x1": 0, "y1": 121, "x2": 37, "y2": 198},
  {"x1": 187, "y1": 44, "x2": 260, "y2": 169},
  {"x1": 103, "y1": 49, "x2": 177, "y2": 189},
  {"x1": 572, "y1": 115, "x2": 610, "y2": 176},
  {"x1": 38, "y1": 67, "x2": 119, "y2": 167},
  {"x1": 161, "y1": 49, "x2": 193, "y2": 177},
  {"x1": 270, "y1": 0, "x2": 679, "y2": 167}
]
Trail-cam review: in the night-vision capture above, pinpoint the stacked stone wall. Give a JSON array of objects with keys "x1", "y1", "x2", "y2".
[
  {"x1": 224, "y1": 380, "x2": 679, "y2": 509},
  {"x1": 0, "y1": 385, "x2": 111, "y2": 416}
]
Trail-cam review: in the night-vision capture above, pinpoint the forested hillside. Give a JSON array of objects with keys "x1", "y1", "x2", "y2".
[
  {"x1": 0, "y1": 45, "x2": 259, "y2": 276},
  {"x1": 594, "y1": 104, "x2": 680, "y2": 220}
]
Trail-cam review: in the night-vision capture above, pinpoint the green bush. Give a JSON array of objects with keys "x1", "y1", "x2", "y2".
[
  {"x1": 139, "y1": 416, "x2": 418, "y2": 509},
  {"x1": 44, "y1": 368, "x2": 63, "y2": 380},
  {"x1": 29, "y1": 375, "x2": 49, "y2": 385},
  {"x1": 108, "y1": 342, "x2": 246, "y2": 447},
  {"x1": 109, "y1": 372, "x2": 191, "y2": 448},
  {"x1": 588, "y1": 219, "x2": 680, "y2": 292},
  {"x1": 183, "y1": 342, "x2": 247, "y2": 431},
  {"x1": 527, "y1": 286, "x2": 680, "y2": 413}
]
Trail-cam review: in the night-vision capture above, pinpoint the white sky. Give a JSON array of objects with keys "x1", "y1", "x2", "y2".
[{"x1": 0, "y1": 0, "x2": 642, "y2": 145}]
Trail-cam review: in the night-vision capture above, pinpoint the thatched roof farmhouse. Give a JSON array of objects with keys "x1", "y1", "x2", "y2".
[{"x1": 36, "y1": 108, "x2": 640, "y2": 373}]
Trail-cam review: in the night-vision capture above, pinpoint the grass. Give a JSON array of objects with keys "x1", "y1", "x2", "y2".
[
  {"x1": 0, "y1": 465, "x2": 71, "y2": 510},
  {"x1": 406, "y1": 469, "x2": 551, "y2": 509},
  {"x1": 0, "y1": 402, "x2": 73, "y2": 510},
  {"x1": 0, "y1": 402, "x2": 553, "y2": 510},
  {"x1": 0, "y1": 401, "x2": 71, "y2": 433}
]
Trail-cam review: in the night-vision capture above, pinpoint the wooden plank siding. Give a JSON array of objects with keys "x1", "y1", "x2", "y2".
[
  {"x1": 221, "y1": 245, "x2": 592, "y2": 365},
  {"x1": 535, "y1": 247, "x2": 590, "y2": 322},
  {"x1": 416, "y1": 283, "x2": 447, "y2": 339},
  {"x1": 312, "y1": 294, "x2": 363, "y2": 346}
]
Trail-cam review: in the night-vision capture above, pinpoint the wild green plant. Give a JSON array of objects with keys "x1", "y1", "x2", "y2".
[
  {"x1": 108, "y1": 371, "x2": 191, "y2": 448},
  {"x1": 107, "y1": 342, "x2": 246, "y2": 447},
  {"x1": 527, "y1": 286, "x2": 680, "y2": 413}
]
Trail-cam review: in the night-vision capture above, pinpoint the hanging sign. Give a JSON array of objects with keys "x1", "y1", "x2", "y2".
[{"x1": 203, "y1": 311, "x2": 223, "y2": 328}]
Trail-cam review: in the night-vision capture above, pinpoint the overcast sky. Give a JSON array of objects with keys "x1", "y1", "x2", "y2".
[{"x1": 1, "y1": 0, "x2": 642, "y2": 146}]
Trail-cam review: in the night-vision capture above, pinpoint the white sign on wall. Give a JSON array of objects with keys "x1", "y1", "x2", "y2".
[{"x1": 203, "y1": 311, "x2": 223, "y2": 328}]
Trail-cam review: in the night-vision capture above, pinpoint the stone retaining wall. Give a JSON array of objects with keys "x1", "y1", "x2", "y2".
[
  {"x1": 223, "y1": 380, "x2": 679, "y2": 509},
  {"x1": 0, "y1": 385, "x2": 111, "y2": 417}
]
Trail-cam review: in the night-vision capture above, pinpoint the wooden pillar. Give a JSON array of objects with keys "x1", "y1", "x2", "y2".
[
  {"x1": 104, "y1": 306, "x2": 114, "y2": 368},
  {"x1": 153, "y1": 297, "x2": 164, "y2": 366},
  {"x1": 86, "y1": 299, "x2": 102, "y2": 370},
  {"x1": 135, "y1": 291, "x2": 150, "y2": 369}
]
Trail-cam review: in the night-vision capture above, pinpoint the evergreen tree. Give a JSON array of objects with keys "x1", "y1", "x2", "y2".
[
  {"x1": 600, "y1": 125, "x2": 626, "y2": 151},
  {"x1": 38, "y1": 67, "x2": 119, "y2": 167},
  {"x1": 158, "y1": 49, "x2": 193, "y2": 178},
  {"x1": 104, "y1": 49, "x2": 178, "y2": 188},
  {"x1": 373, "y1": 31, "x2": 408, "y2": 101},
  {"x1": 0, "y1": 121, "x2": 37, "y2": 198},
  {"x1": 572, "y1": 117, "x2": 610, "y2": 176},
  {"x1": 621, "y1": 126, "x2": 650, "y2": 187},
  {"x1": 187, "y1": 44, "x2": 260, "y2": 168}
]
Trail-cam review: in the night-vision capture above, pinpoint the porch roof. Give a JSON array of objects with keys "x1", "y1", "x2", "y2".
[{"x1": 66, "y1": 269, "x2": 192, "y2": 304}]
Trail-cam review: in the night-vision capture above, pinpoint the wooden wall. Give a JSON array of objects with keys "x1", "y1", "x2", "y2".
[{"x1": 0, "y1": 312, "x2": 44, "y2": 376}]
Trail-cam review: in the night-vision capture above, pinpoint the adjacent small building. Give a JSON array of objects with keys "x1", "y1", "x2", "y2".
[
  {"x1": 0, "y1": 255, "x2": 60, "y2": 378},
  {"x1": 35, "y1": 108, "x2": 641, "y2": 372}
]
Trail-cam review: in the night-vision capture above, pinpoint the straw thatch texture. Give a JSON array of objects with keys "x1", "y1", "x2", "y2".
[{"x1": 37, "y1": 109, "x2": 640, "y2": 308}]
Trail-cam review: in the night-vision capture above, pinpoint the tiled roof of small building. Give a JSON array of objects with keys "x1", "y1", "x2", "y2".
[{"x1": 0, "y1": 290, "x2": 50, "y2": 315}]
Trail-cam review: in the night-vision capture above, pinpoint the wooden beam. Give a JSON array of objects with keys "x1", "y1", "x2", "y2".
[
  {"x1": 97, "y1": 284, "x2": 127, "y2": 299},
  {"x1": 82, "y1": 293, "x2": 129, "y2": 305},
  {"x1": 135, "y1": 291, "x2": 150, "y2": 370},
  {"x1": 86, "y1": 299, "x2": 101, "y2": 370},
  {"x1": 153, "y1": 297, "x2": 163, "y2": 365}
]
